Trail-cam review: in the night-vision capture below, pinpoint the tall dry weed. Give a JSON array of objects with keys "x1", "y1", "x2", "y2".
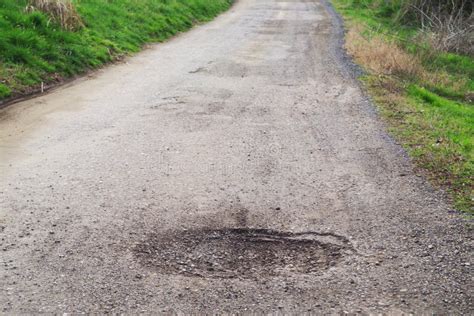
[
  {"x1": 345, "y1": 26, "x2": 424, "y2": 78},
  {"x1": 26, "y1": 0, "x2": 83, "y2": 31}
]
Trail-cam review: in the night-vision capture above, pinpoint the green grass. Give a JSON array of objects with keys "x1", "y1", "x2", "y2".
[
  {"x1": 332, "y1": 0, "x2": 474, "y2": 213},
  {"x1": 0, "y1": 0, "x2": 232, "y2": 100}
]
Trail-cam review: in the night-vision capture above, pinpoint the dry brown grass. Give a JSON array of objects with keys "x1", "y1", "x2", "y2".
[
  {"x1": 26, "y1": 0, "x2": 83, "y2": 31},
  {"x1": 345, "y1": 24, "x2": 472, "y2": 103},
  {"x1": 422, "y1": 69, "x2": 468, "y2": 91},
  {"x1": 345, "y1": 25, "x2": 424, "y2": 78}
]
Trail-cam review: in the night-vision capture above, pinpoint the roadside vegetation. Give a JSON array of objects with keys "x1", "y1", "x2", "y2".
[
  {"x1": 0, "y1": 0, "x2": 232, "y2": 102},
  {"x1": 332, "y1": 0, "x2": 473, "y2": 213}
]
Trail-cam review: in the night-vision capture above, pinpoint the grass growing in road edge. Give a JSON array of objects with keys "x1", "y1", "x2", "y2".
[
  {"x1": 332, "y1": 0, "x2": 473, "y2": 213},
  {"x1": 0, "y1": 0, "x2": 233, "y2": 101}
]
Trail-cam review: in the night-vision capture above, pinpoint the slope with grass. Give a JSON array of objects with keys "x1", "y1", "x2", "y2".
[
  {"x1": 332, "y1": 0, "x2": 473, "y2": 213},
  {"x1": 0, "y1": 0, "x2": 232, "y2": 102}
]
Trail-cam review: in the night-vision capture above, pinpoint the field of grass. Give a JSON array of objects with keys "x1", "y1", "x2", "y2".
[
  {"x1": 0, "y1": 0, "x2": 232, "y2": 101},
  {"x1": 332, "y1": 0, "x2": 473, "y2": 213}
]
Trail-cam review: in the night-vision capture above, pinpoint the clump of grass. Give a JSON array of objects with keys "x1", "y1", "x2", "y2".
[
  {"x1": 26, "y1": 0, "x2": 83, "y2": 31},
  {"x1": 0, "y1": 84, "x2": 11, "y2": 98}
]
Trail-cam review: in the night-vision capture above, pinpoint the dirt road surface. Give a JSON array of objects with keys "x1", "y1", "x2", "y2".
[{"x1": 0, "y1": 0, "x2": 472, "y2": 313}]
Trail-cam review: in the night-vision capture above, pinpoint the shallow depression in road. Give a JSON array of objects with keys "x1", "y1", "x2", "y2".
[{"x1": 134, "y1": 228, "x2": 354, "y2": 279}]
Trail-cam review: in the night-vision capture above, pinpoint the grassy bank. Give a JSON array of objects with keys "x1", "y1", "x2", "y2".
[
  {"x1": 0, "y1": 0, "x2": 232, "y2": 101},
  {"x1": 332, "y1": 0, "x2": 473, "y2": 213}
]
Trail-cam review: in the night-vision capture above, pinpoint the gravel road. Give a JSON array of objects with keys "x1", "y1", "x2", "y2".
[{"x1": 0, "y1": 0, "x2": 472, "y2": 313}]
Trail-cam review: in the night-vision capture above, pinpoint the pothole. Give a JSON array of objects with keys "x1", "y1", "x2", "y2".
[{"x1": 134, "y1": 228, "x2": 354, "y2": 279}]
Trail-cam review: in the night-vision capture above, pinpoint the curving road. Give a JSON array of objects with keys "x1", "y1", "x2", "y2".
[{"x1": 0, "y1": 0, "x2": 471, "y2": 313}]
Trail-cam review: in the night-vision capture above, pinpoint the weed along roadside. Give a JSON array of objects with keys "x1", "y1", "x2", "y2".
[
  {"x1": 0, "y1": 0, "x2": 233, "y2": 105},
  {"x1": 331, "y1": 0, "x2": 474, "y2": 213}
]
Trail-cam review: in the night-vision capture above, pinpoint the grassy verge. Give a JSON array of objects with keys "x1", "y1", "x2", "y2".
[
  {"x1": 0, "y1": 0, "x2": 233, "y2": 101},
  {"x1": 332, "y1": 0, "x2": 473, "y2": 213}
]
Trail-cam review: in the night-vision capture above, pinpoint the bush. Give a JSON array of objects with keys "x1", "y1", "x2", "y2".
[{"x1": 399, "y1": 0, "x2": 473, "y2": 55}]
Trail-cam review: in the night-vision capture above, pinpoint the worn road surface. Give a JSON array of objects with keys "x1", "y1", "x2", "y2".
[{"x1": 0, "y1": 0, "x2": 472, "y2": 313}]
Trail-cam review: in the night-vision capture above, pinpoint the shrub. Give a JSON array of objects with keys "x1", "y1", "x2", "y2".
[{"x1": 399, "y1": 0, "x2": 473, "y2": 55}]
